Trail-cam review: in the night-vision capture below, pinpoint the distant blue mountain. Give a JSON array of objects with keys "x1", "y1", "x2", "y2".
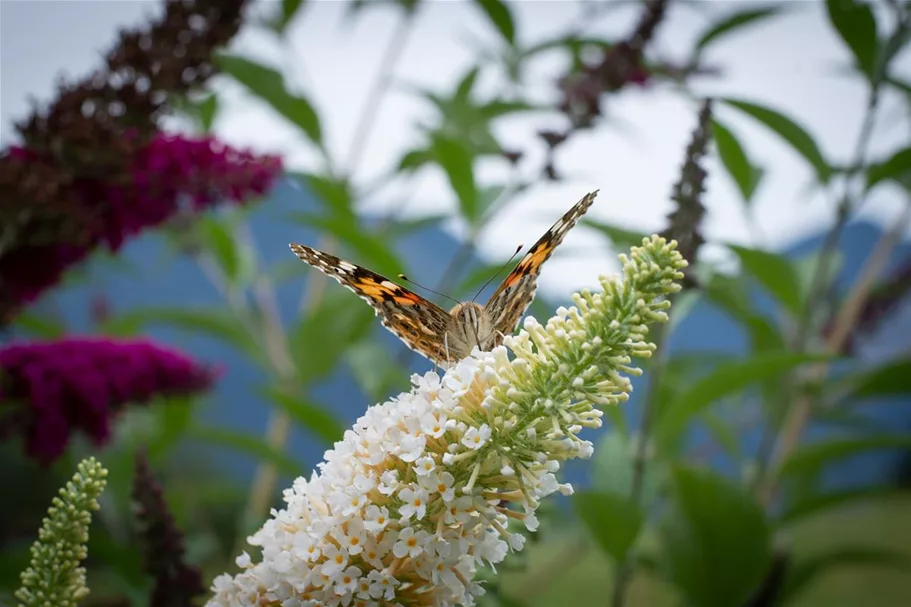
[{"x1": 8, "y1": 178, "x2": 910, "y2": 494}]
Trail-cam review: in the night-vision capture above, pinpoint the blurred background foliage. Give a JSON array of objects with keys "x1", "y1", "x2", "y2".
[{"x1": 2, "y1": 0, "x2": 911, "y2": 606}]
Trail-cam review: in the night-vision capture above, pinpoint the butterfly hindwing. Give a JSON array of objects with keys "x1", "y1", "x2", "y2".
[
  {"x1": 288, "y1": 243, "x2": 452, "y2": 362},
  {"x1": 484, "y1": 190, "x2": 599, "y2": 336}
]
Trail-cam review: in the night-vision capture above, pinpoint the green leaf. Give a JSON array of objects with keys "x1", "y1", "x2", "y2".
[
  {"x1": 582, "y1": 219, "x2": 648, "y2": 251},
  {"x1": 838, "y1": 357, "x2": 911, "y2": 403},
  {"x1": 728, "y1": 244, "x2": 803, "y2": 317},
  {"x1": 656, "y1": 352, "x2": 830, "y2": 447},
  {"x1": 780, "y1": 435, "x2": 911, "y2": 478},
  {"x1": 702, "y1": 274, "x2": 787, "y2": 353},
  {"x1": 695, "y1": 6, "x2": 787, "y2": 52},
  {"x1": 782, "y1": 546, "x2": 911, "y2": 603},
  {"x1": 197, "y1": 216, "x2": 246, "y2": 285},
  {"x1": 712, "y1": 119, "x2": 763, "y2": 203},
  {"x1": 825, "y1": 0, "x2": 879, "y2": 78},
  {"x1": 259, "y1": 386, "x2": 343, "y2": 444},
  {"x1": 291, "y1": 172, "x2": 354, "y2": 218},
  {"x1": 103, "y1": 307, "x2": 261, "y2": 363},
  {"x1": 474, "y1": 0, "x2": 516, "y2": 45},
  {"x1": 11, "y1": 310, "x2": 67, "y2": 338},
  {"x1": 289, "y1": 291, "x2": 377, "y2": 384},
  {"x1": 455, "y1": 67, "x2": 480, "y2": 103},
  {"x1": 660, "y1": 465, "x2": 772, "y2": 607},
  {"x1": 218, "y1": 54, "x2": 322, "y2": 145},
  {"x1": 477, "y1": 100, "x2": 539, "y2": 120},
  {"x1": 383, "y1": 214, "x2": 448, "y2": 239},
  {"x1": 269, "y1": 0, "x2": 307, "y2": 34},
  {"x1": 867, "y1": 146, "x2": 911, "y2": 191},
  {"x1": 778, "y1": 486, "x2": 911, "y2": 526},
  {"x1": 723, "y1": 98, "x2": 831, "y2": 184},
  {"x1": 397, "y1": 148, "x2": 432, "y2": 173},
  {"x1": 573, "y1": 491, "x2": 644, "y2": 562},
  {"x1": 188, "y1": 425, "x2": 306, "y2": 477},
  {"x1": 288, "y1": 212, "x2": 404, "y2": 278},
  {"x1": 431, "y1": 134, "x2": 480, "y2": 226}
]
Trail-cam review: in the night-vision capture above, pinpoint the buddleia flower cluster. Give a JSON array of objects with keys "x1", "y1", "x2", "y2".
[
  {"x1": 15, "y1": 457, "x2": 108, "y2": 607},
  {"x1": 208, "y1": 236, "x2": 686, "y2": 607}
]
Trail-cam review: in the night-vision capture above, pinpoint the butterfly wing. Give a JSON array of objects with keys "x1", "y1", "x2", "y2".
[
  {"x1": 289, "y1": 243, "x2": 452, "y2": 363},
  {"x1": 484, "y1": 190, "x2": 599, "y2": 337}
]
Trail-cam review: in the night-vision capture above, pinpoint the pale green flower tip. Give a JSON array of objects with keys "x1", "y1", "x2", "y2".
[{"x1": 15, "y1": 457, "x2": 108, "y2": 607}]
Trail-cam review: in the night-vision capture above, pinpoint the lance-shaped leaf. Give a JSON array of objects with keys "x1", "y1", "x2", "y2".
[
  {"x1": 867, "y1": 146, "x2": 911, "y2": 191},
  {"x1": 778, "y1": 486, "x2": 911, "y2": 526},
  {"x1": 260, "y1": 386, "x2": 344, "y2": 444},
  {"x1": 431, "y1": 133, "x2": 481, "y2": 227},
  {"x1": 728, "y1": 244, "x2": 803, "y2": 317},
  {"x1": 723, "y1": 98, "x2": 831, "y2": 184},
  {"x1": 218, "y1": 54, "x2": 322, "y2": 146},
  {"x1": 188, "y1": 425, "x2": 306, "y2": 477},
  {"x1": 695, "y1": 6, "x2": 788, "y2": 53},
  {"x1": 474, "y1": 0, "x2": 516, "y2": 45},
  {"x1": 656, "y1": 352, "x2": 830, "y2": 448},
  {"x1": 836, "y1": 357, "x2": 911, "y2": 403},
  {"x1": 573, "y1": 491, "x2": 644, "y2": 562},
  {"x1": 780, "y1": 434, "x2": 911, "y2": 479},
  {"x1": 660, "y1": 465, "x2": 772, "y2": 607},
  {"x1": 825, "y1": 0, "x2": 879, "y2": 79},
  {"x1": 781, "y1": 546, "x2": 911, "y2": 604},
  {"x1": 712, "y1": 119, "x2": 764, "y2": 203}
]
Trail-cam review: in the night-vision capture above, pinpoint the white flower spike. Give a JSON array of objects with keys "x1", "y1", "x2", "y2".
[{"x1": 208, "y1": 236, "x2": 686, "y2": 607}]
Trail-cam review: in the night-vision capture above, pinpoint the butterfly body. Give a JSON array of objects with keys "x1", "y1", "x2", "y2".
[{"x1": 290, "y1": 190, "x2": 598, "y2": 366}]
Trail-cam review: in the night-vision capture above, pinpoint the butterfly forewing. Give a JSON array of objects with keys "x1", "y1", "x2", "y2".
[
  {"x1": 484, "y1": 190, "x2": 599, "y2": 336},
  {"x1": 288, "y1": 243, "x2": 452, "y2": 362}
]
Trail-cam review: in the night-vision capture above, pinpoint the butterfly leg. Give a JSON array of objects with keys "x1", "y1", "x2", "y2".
[{"x1": 444, "y1": 332, "x2": 452, "y2": 367}]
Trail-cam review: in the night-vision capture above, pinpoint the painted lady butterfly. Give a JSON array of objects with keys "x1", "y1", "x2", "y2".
[{"x1": 290, "y1": 190, "x2": 598, "y2": 365}]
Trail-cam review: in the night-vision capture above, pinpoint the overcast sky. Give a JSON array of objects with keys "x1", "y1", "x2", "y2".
[{"x1": 2, "y1": 0, "x2": 909, "y2": 297}]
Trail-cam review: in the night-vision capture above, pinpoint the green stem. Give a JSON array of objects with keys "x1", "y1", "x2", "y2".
[{"x1": 610, "y1": 313, "x2": 673, "y2": 607}]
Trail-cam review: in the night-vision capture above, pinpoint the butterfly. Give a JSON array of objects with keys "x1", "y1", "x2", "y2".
[{"x1": 289, "y1": 190, "x2": 599, "y2": 366}]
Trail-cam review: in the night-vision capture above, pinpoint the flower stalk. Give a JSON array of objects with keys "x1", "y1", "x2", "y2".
[{"x1": 207, "y1": 235, "x2": 686, "y2": 607}]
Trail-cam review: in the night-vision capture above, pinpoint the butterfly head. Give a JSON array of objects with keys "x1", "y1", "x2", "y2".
[{"x1": 448, "y1": 301, "x2": 498, "y2": 356}]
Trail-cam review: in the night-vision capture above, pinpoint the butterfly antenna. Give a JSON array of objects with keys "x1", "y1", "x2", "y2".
[
  {"x1": 398, "y1": 274, "x2": 461, "y2": 306},
  {"x1": 472, "y1": 245, "x2": 523, "y2": 302}
]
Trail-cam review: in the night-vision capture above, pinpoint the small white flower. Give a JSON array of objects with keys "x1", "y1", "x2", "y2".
[
  {"x1": 366, "y1": 569, "x2": 399, "y2": 600},
  {"x1": 392, "y1": 526, "x2": 430, "y2": 558},
  {"x1": 320, "y1": 544, "x2": 348, "y2": 577},
  {"x1": 363, "y1": 505, "x2": 390, "y2": 533},
  {"x1": 461, "y1": 424, "x2": 491, "y2": 450},
  {"x1": 377, "y1": 470, "x2": 398, "y2": 495},
  {"x1": 333, "y1": 566, "x2": 361, "y2": 595},
  {"x1": 414, "y1": 455, "x2": 436, "y2": 476},
  {"x1": 398, "y1": 486, "x2": 428, "y2": 520}
]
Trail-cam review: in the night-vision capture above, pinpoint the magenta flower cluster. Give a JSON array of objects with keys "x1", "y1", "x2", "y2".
[
  {"x1": 0, "y1": 338, "x2": 220, "y2": 464},
  {"x1": 0, "y1": 134, "x2": 282, "y2": 314}
]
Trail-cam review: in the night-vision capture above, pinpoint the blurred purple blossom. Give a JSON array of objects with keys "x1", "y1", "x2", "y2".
[
  {"x1": 0, "y1": 337, "x2": 220, "y2": 464},
  {"x1": 0, "y1": 135, "x2": 282, "y2": 320}
]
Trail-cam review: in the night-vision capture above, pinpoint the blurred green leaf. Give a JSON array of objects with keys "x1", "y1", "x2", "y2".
[
  {"x1": 573, "y1": 491, "x2": 643, "y2": 562},
  {"x1": 866, "y1": 146, "x2": 911, "y2": 191},
  {"x1": 103, "y1": 307, "x2": 261, "y2": 363},
  {"x1": 432, "y1": 134, "x2": 480, "y2": 226},
  {"x1": 198, "y1": 215, "x2": 254, "y2": 286},
  {"x1": 702, "y1": 412, "x2": 743, "y2": 462},
  {"x1": 266, "y1": 0, "x2": 307, "y2": 34},
  {"x1": 780, "y1": 434, "x2": 911, "y2": 478},
  {"x1": 397, "y1": 148, "x2": 433, "y2": 173},
  {"x1": 292, "y1": 172, "x2": 354, "y2": 218},
  {"x1": 218, "y1": 54, "x2": 322, "y2": 145},
  {"x1": 656, "y1": 352, "x2": 829, "y2": 447},
  {"x1": 289, "y1": 291, "x2": 377, "y2": 384},
  {"x1": 474, "y1": 0, "x2": 516, "y2": 45},
  {"x1": 455, "y1": 66, "x2": 481, "y2": 102},
  {"x1": 695, "y1": 6, "x2": 786, "y2": 52},
  {"x1": 712, "y1": 119, "x2": 763, "y2": 203},
  {"x1": 260, "y1": 386, "x2": 343, "y2": 444},
  {"x1": 778, "y1": 486, "x2": 911, "y2": 526},
  {"x1": 289, "y1": 212, "x2": 405, "y2": 277},
  {"x1": 703, "y1": 274, "x2": 787, "y2": 353},
  {"x1": 825, "y1": 0, "x2": 879, "y2": 78},
  {"x1": 728, "y1": 244, "x2": 803, "y2": 317},
  {"x1": 478, "y1": 100, "x2": 539, "y2": 120},
  {"x1": 660, "y1": 465, "x2": 772, "y2": 607},
  {"x1": 188, "y1": 425, "x2": 306, "y2": 477},
  {"x1": 11, "y1": 310, "x2": 67, "y2": 338},
  {"x1": 724, "y1": 98, "x2": 831, "y2": 184},
  {"x1": 782, "y1": 546, "x2": 911, "y2": 603},
  {"x1": 837, "y1": 357, "x2": 911, "y2": 403},
  {"x1": 582, "y1": 219, "x2": 648, "y2": 251}
]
